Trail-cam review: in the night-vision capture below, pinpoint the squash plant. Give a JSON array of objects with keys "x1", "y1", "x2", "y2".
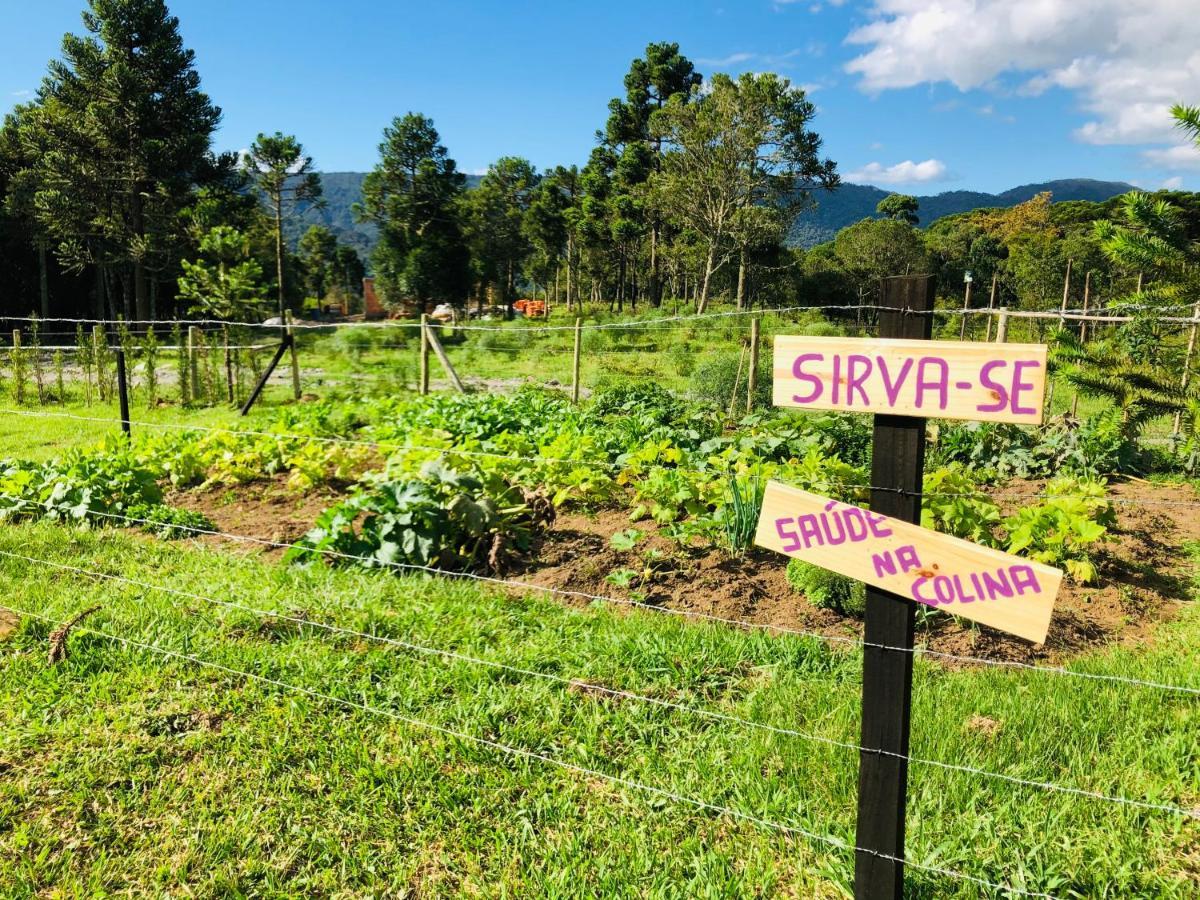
[{"x1": 287, "y1": 458, "x2": 554, "y2": 574}]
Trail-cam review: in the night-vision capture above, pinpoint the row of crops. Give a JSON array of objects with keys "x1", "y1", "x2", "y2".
[{"x1": 0, "y1": 383, "x2": 1128, "y2": 612}]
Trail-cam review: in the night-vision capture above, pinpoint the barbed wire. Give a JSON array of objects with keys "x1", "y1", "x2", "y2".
[
  {"x1": 13, "y1": 498, "x2": 1199, "y2": 697},
  {"x1": 8, "y1": 300, "x2": 1200, "y2": 335},
  {"x1": 0, "y1": 598, "x2": 1065, "y2": 899},
  {"x1": 2, "y1": 545, "x2": 1191, "y2": 818}
]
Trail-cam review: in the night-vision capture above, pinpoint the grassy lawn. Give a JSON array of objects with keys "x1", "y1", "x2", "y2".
[{"x1": 1, "y1": 523, "x2": 1197, "y2": 897}]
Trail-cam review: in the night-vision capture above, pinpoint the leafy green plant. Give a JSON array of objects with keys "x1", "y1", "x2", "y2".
[
  {"x1": 786, "y1": 559, "x2": 866, "y2": 616},
  {"x1": 287, "y1": 459, "x2": 554, "y2": 574},
  {"x1": 609, "y1": 528, "x2": 644, "y2": 551},
  {"x1": 921, "y1": 466, "x2": 1001, "y2": 544},
  {"x1": 1003, "y1": 477, "x2": 1114, "y2": 583},
  {"x1": 126, "y1": 502, "x2": 214, "y2": 539}
]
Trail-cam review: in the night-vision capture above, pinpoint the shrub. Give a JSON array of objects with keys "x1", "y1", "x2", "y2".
[
  {"x1": 667, "y1": 341, "x2": 695, "y2": 376},
  {"x1": 1003, "y1": 477, "x2": 1114, "y2": 583},
  {"x1": 690, "y1": 350, "x2": 770, "y2": 411},
  {"x1": 287, "y1": 459, "x2": 555, "y2": 574},
  {"x1": 786, "y1": 558, "x2": 866, "y2": 616}
]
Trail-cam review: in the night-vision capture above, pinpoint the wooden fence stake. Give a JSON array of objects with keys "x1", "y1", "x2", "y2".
[
  {"x1": 957, "y1": 276, "x2": 973, "y2": 340},
  {"x1": 424, "y1": 320, "x2": 465, "y2": 393},
  {"x1": 728, "y1": 341, "x2": 747, "y2": 418},
  {"x1": 285, "y1": 311, "x2": 301, "y2": 400},
  {"x1": 187, "y1": 326, "x2": 200, "y2": 401},
  {"x1": 241, "y1": 336, "x2": 292, "y2": 416},
  {"x1": 747, "y1": 318, "x2": 761, "y2": 413},
  {"x1": 1071, "y1": 272, "x2": 1092, "y2": 417},
  {"x1": 983, "y1": 273, "x2": 998, "y2": 341},
  {"x1": 571, "y1": 317, "x2": 583, "y2": 403},
  {"x1": 93, "y1": 325, "x2": 107, "y2": 402},
  {"x1": 113, "y1": 328, "x2": 131, "y2": 436},
  {"x1": 419, "y1": 314, "x2": 430, "y2": 395},
  {"x1": 223, "y1": 325, "x2": 234, "y2": 405},
  {"x1": 1173, "y1": 299, "x2": 1200, "y2": 437},
  {"x1": 10, "y1": 330, "x2": 22, "y2": 405},
  {"x1": 996, "y1": 308, "x2": 1009, "y2": 344},
  {"x1": 854, "y1": 274, "x2": 935, "y2": 900}
]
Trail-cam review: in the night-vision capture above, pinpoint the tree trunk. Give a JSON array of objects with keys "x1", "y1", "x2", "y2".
[
  {"x1": 735, "y1": 248, "x2": 747, "y2": 311},
  {"x1": 34, "y1": 242, "x2": 50, "y2": 318},
  {"x1": 698, "y1": 244, "x2": 717, "y2": 314},
  {"x1": 649, "y1": 224, "x2": 661, "y2": 307},
  {"x1": 132, "y1": 188, "x2": 150, "y2": 320},
  {"x1": 274, "y1": 196, "x2": 286, "y2": 319}
]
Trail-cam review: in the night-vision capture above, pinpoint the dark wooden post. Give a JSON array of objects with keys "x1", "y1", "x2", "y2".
[
  {"x1": 854, "y1": 274, "x2": 935, "y2": 899},
  {"x1": 113, "y1": 330, "x2": 131, "y2": 436}
]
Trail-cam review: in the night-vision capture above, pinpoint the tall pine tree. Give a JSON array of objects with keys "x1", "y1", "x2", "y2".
[
  {"x1": 357, "y1": 113, "x2": 469, "y2": 311},
  {"x1": 31, "y1": 0, "x2": 221, "y2": 319}
]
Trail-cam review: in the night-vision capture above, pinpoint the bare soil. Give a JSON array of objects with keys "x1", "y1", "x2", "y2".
[
  {"x1": 160, "y1": 476, "x2": 1199, "y2": 665},
  {"x1": 166, "y1": 476, "x2": 342, "y2": 555}
]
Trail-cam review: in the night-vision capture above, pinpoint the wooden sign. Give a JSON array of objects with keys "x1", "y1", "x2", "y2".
[
  {"x1": 755, "y1": 480, "x2": 1061, "y2": 643},
  {"x1": 772, "y1": 335, "x2": 1048, "y2": 424}
]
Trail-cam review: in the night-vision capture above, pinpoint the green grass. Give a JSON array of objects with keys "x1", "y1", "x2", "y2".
[
  {"x1": 1, "y1": 523, "x2": 1197, "y2": 897},
  {"x1": 0, "y1": 401, "x2": 271, "y2": 462}
]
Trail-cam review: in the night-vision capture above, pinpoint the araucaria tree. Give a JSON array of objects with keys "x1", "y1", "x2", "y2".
[
  {"x1": 25, "y1": 0, "x2": 221, "y2": 320},
  {"x1": 356, "y1": 113, "x2": 469, "y2": 312},
  {"x1": 650, "y1": 72, "x2": 838, "y2": 312},
  {"x1": 243, "y1": 132, "x2": 323, "y2": 319}
]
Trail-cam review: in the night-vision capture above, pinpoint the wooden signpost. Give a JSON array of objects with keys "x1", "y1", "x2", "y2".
[{"x1": 755, "y1": 276, "x2": 1060, "y2": 899}]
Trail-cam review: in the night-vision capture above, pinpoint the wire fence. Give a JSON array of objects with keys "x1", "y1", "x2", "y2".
[{"x1": 2, "y1": 300, "x2": 1199, "y2": 895}]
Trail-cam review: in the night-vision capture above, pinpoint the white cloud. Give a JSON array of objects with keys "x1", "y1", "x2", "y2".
[
  {"x1": 1162, "y1": 176, "x2": 1185, "y2": 189},
  {"x1": 10, "y1": 89, "x2": 31, "y2": 98},
  {"x1": 695, "y1": 52, "x2": 755, "y2": 67},
  {"x1": 845, "y1": 158, "x2": 950, "y2": 185},
  {"x1": 1141, "y1": 144, "x2": 1200, "y2": 171},
  {"x1": 844, "y1": 0, "x2": 1200, "y2": 147}
]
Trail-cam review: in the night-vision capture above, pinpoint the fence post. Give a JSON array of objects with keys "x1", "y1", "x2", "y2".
[
  {"x1": 286, "y1": 311, "x2": 301, "y2": 400},
  {"x1": 983, "y1": 273, "x2": 998, "y2": 342},
  {"x1": 187, "y1": 326, "x2": 200, "y2": 400},
  {"x1": 1173, "y1": 299, "x2": 1200, "y2": 437},
  {"x1": 419, "y1": 314, "x2": 430, "y2": 396},
  {"x1": 854, "y1": 274, "x2": 935, "y2": 900},
  {"x1": 223, "y1": 325, "x2": 234, "y2": 405},
  {"x1": 957, "y1": 276, "x2": 973, "y2": 340},
  {"x1": 747, "y1": 318, "x2": 760, "y2": 413},
  {"x1": 996, "y1": 308, "x2": 1009, "y2": 344},
  {"x1": 113, "y1": 330, "x2": 131, "y2": 436},
  {"x1": 93, "y1": 325, "x2": 107, "y2": 402},
  {"x1": 571, "y1": 317, "x2": 583, "y2": 404},
  {"x1": 11, "y1": 330, "x2": 22, "y2": 405}
]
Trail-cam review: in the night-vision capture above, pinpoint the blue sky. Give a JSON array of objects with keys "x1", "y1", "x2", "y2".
[{"x1": 3, "y1": 0, "x2": 1198, "y2": 193}]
